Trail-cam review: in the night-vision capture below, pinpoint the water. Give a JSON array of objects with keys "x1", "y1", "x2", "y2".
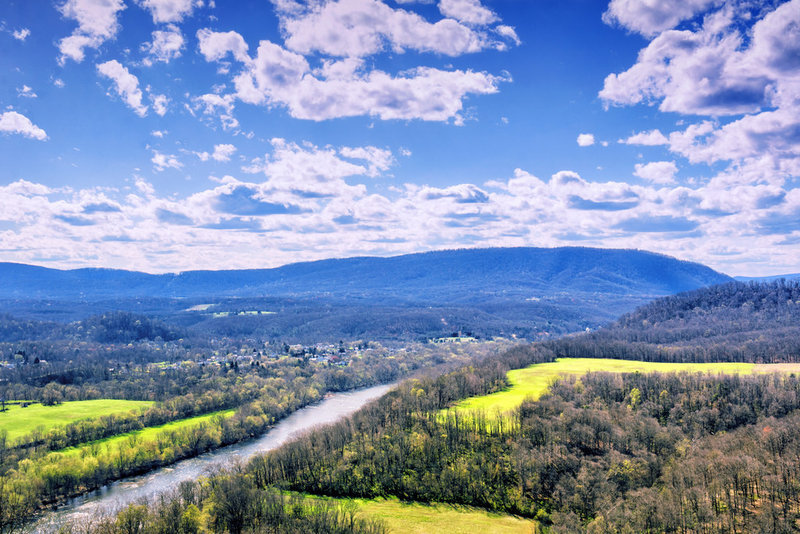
[{"x1": 27, "y1": 383, "x2": 395, "y2": 533}]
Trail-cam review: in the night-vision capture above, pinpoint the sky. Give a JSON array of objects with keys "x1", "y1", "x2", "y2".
[{"x1": 0, "y1": 0, "x2": 799, "y2": 276}]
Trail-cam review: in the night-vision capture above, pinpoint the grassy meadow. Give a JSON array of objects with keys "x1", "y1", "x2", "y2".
[
  {"x1": 0, "y1": 399, "x2": 154, "y2": 442},
  {"x1": 300, "y1": 494, "x2": 535, "y2": 534},
  {"x1": 448, "y1": 358, "x2": 767, "y2": 416}
]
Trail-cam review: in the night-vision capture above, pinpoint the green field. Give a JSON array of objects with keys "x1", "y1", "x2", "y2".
[
  {"x1": 0, "y1": 399, "x2": 154, "y2": 442},
  {"x1": 57, "y1": 408, "x2": 236, "y2": 457},
  {"x1": 449, "y1": 358, "x2": 763, "y2": 416},
  {"x1": 302, "y1": 495, "x2": 534, "y2": 534}
]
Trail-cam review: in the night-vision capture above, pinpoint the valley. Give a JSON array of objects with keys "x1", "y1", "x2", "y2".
[{"x1": 1, "y1": 250, "x2": 799, "y2": 533}]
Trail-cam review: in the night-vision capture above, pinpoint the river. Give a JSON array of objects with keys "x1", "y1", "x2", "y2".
[{"x1": 27, "y1": 383, "x2": 395, "y2": 533}]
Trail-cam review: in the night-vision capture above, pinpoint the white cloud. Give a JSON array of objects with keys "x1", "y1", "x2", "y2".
[
  {"x1": 17, "y1": 85, "x2": 37, "y2": 98},
  {"x1": 438, "y1": 0, "x2": 498, "y2": 26},
  {"x1": 634, "y1": 161, "x2": 678, "y2": 184},
  {"x1": 151, "y1": 150, "x2": 183, "y2": 171},
  {"x1": 192, "y1": 93, "x2": 239, "y2": 129},
  {"x1": 0, "y1": 111, "x2": 47, "y2": 140},
  {"x1": 272, "y1": 0, "x2": 514, "y2": 58},
  {"x1": 12, "y1": 28, "x2": 30, "y2": 41},
  {"x1": 200, "y1": 34, "x2": 506, "y2": 123},
  {"x1": 142, "y1": 25, "x2": 184, "y2": 64},
  {"x1": 602, "y1": 1, "x2": 800, "y2": 173},
  {"x1": 136, "y1": 0, "x2": 197, "y2": 23},
  {"x1": 339, "y1": 146, "x2": 394, "y2": 176},
  {"x1": 97, "y1": 60, "x2": 148, "y2": 116},
  {"x1": 602, "y1": 0, "x2": 717, "y2": 37},
  {"x1": 53, "y1": 78, "x2": 66, "y2": 88},
  {"x1": 57, "y1": 0, "x2": 126, "y2": 64},
  {"x1": 2, "y1": 152, "x2": 800, "y2": 275},
  {"x1": 197, "y1": 28, "x2": 250, "y2": 63},
  {"x1": 151, "y1": 130, "x2": 167, "y2": 137},
  {"x1": 577, "y1": 133, "x2": 595, "y2": 147},
  {"x1": 196, "y1": 143, "x2": 237, "y2": 162},
  {"x1": 150, "y1": 93, "x2": 169, "y2": 116},
  {"x1": 622, "y1": 129, "x2": 669, "y2": 146},
  {"x1": 211, "y1": 144, "x2": 236, "y2": 162}
]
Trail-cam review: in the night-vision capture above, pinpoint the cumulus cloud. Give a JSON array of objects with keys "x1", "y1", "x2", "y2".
[
  {"x1": 150, "y1": 93, "x2": 169, "y2": 116},
  {"x1": 634, "y1": 161, "x2": 678, "y2": 184},
  {"x1": 12, "y1": 28, "x2": 30, "y2": 41},
  {"x1": 197, "y1": 28, "x2": 250, "y2": 62},
  {"x1": 577, "y1": 133, "x2": 595, "y2": 147},
  {"x1": 602, "y1": 0, "x2": 717, "y2": 37},
  {"x1": 0, "y1": 111, "x2": 47, "y2": 140},
  {"x1": 196, "y1": 143, "x2": 237, "y2": 162},
  {"x1": 198, "y1": 31, "x2": 506, "y2": 122},
  {"x1": 438, "y1": 0, "x2": 498, "y2": 26},
  {"x1": 17, "y1": 85, "x2": 37, "y2": 98},
  {"x1": 2, "y1": 154, "x2": 800, "y2": 274},
  {"x1": 339, "y1": 146, "x2": 394, "y2": 176},
  {"x1": 602, "y1": 0, "x2": 800, "y2": 171},
  {"x1": 142, "y1": 25, "x2": 184, "y2": 64},
  {"x1": 97, "y1": 60, "x2": 148, "y2": 116},
  {"x1": 622, "y1": 129, "x2": 669, "y2": 146},
  {"x1": 57, "y1": 0, "x2": 126, "y2": 64},
  {"x1": 136, "y1": 0, "x2": 197, "y2": 23},
  {"x1": 151, "y1": 150, "x2": 183, "y2": 171},
  {"x1": 271, "y1": 0, "x2": 513, "y2": 58}
]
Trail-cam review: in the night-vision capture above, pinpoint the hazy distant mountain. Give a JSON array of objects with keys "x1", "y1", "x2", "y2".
[
  {"x1": 0, "y1": 247, "x2": 731, "y2": 302},
  {"x1": 735, "y1": 273, "x2": 800, "y2": 282}
]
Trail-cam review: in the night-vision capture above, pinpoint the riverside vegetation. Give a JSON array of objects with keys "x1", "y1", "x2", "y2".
[
  {"x1": 0, "y1": 312, "x2": 508, "y2": 531},
  {"x1": 57, "y1": 280, "x2": 800, "y2": 534}
]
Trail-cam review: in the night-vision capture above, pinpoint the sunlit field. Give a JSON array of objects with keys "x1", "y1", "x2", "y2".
[
  {"x1": 56, "y1": 408, "x2": 236, "y2": 457},
  {"x1": 448, "y1": 358, "x2": 760, "y2": 416},
  {"x1": 0, "y1": 399, "x2": 154, "y2": 442},
  {"x1": 301, "y1": 494, "x2": 536, "y2": 534}
]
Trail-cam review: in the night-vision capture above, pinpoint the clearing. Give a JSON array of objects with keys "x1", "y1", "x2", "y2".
[
  {"x1": 0, "y1": 399, "x2": 153, "y2": 442},
  {"x1": 301, "y1": 494, "x2": 534, "y2": 534}
]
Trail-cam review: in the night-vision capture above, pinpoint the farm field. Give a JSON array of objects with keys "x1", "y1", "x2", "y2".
[
  {"x1": 301, "y1": 494, "x2": 535, "y2": 534},
  {"x1": 449, "y1": 358, "x2": 764, "y2": 416},
  {"x1": 57, "y1": 408, "x2": 236, "y2": 457},
  {"x1": 0, "y1": 399, "x2": 154, "y2": 442}
]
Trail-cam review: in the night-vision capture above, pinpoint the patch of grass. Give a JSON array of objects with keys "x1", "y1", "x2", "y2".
[
  {"x1": 0, "y1": 399, "x2": 154, "y2": 442},
  {"x1": 56, "y1": 408, "x2": 236, "y2": 457},
  {"x1": 302, "y1": 494, "x2": 535, "y2": 534},
  {"x1": 449, "y1": 358, "x2": 758, "y2": 416}
]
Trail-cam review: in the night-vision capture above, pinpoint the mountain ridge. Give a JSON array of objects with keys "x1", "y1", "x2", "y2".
[{"x1": 0, "y1": 247, "x2": 732, "y2": 303}]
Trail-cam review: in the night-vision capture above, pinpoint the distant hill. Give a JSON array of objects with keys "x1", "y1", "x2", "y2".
[
  {"x1": 550, "y1": 279, "x2": 800, "y2": 362},
  {"x1": 735, "y1": 273, "x2": 800, "y2": 282},
  {"x1": 0, "y1": 248, "x2": 734, "y2": 339},
  {"x1": 0, "y1": 247, "x2": 731, "y2": 302}
]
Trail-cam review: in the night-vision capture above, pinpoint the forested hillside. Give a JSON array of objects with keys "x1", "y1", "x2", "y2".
[
  {"x1": 0, "y1": 247, "x2": 734, "y2": 342},
  {"x1": 0, "y1": 247, "x2": 730, "y2": 302},
  {"x1": 549, "y1": 280, "x2": 800, "y2": 363}
]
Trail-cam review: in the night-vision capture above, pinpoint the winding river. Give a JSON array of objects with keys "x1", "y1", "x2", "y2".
[{"x1": 27, "y1": 383, "x2": 395, "y2": 533}]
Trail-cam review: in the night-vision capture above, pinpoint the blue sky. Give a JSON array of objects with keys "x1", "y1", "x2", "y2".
[{"x1": 0, "y1": 0, "x2": 798, "y2": 275}]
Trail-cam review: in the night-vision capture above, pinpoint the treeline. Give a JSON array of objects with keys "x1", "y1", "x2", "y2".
[
  {"x1": 547, "y1": 280, "x2": 800, "y2": 363},
  {"x1": 57, "y1": 480, "x2": 386, "y2": 534}
]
